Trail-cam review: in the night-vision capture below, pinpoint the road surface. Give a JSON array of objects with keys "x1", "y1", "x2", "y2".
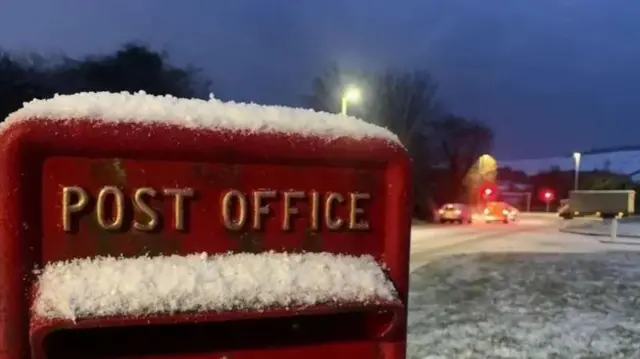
[{"x1": 410, "y1": 213, "x2": 566, "y2": 271}]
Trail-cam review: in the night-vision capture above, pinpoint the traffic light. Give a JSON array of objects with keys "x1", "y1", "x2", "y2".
[
  {"x1": 538, "y1": 188, "x2": 556, "y2": 212},
  {"x1": 538, "y1": 188, "x2": 555, "y2": 203},
  {"x1": 481, "y1": 186, "x2": 496, "y2": 200}
]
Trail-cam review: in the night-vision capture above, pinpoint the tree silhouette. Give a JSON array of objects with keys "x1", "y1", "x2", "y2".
[
  {"x1": 305, "y1": 64, "x2": 494, "y2": 218},
  {"x1": 0, "y1": 43, "x2": 213, "y2": 122},
  {"x1": 431, "y1": 114, "x2": 494, "y2": 201},
  {"x1": 58, "y1": 43, "x2": 211, "y2": 98},
  {"x1": 303, "y1": 63, "x2": 364, "y2": 114}
]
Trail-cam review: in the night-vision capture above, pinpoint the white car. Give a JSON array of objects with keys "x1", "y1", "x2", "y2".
[{"x1": 438, "y1": 203, "x2": 473, "y2": 224}]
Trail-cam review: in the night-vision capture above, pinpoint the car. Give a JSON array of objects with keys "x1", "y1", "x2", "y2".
[
  {"x1": 484, "y1": 201, "x2": 518, "y2": 223},
  {"x1": 438, "y1": 203, "x2": 473, "y2": 224}
]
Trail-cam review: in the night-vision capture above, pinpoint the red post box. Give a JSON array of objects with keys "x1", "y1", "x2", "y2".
[{"x1": 0, "y1": 92, "x2": 411, "y2": 359}]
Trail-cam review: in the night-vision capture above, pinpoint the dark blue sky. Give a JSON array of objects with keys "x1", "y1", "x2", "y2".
[{"x1": 1, "y1": 0, "x2": 639, "y2": 159}]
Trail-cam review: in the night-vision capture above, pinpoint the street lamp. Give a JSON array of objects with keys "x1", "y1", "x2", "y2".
[
  {"x1": 478, "y1": 154, "x2": 497, "y2": 179},
  {"x1": 341, "y1": 86, "x2": 361, "y2": 115},
  {"x1": 573, "y1": 152, "x2": 581, "y2": 191},
  {"x1": 468, "y1": 154, "x2": 498, "y2": 210}
]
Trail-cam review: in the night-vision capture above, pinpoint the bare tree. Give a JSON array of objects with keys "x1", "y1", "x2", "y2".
[
  {"x1": 366, "y1": 70, "x2": 445, "y2": 217},
  {"x1": 306, "y1": 66, "x2": 441, "y2": 153},
  {"x1": 430, "y1": 115, "x2": 494, "y2": 201},
  {"x1": 305, "y1": 64, "x2": 496, "y2": 218},
  {"x1": 366, "y1": 70, "x2": 440, "y2": 145},
  {"x1": 305, "y1": 66, "x2": 443, "y2": 218},
  {"x1": 303, "y1": 62, "x2": 364, "y2": 114}
]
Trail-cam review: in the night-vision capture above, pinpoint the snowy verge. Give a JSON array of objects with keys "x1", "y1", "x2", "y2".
[
  {"x1": 560, "y1": 218, "x2": 640, "y2": 239},
  {"x1": 408, "y1": 251, "x2": 640, "y2": 359},
  {"x1": 3, "y1": 91, "x2": 401, "y2": 145},
  {"x1": 33, "y1": 252, "x2": 397, "y2": 321}
]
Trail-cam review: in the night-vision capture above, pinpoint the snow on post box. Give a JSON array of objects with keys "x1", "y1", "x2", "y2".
[{"x1": 0, "y1": 92, "x2": 411, "y2": 359}]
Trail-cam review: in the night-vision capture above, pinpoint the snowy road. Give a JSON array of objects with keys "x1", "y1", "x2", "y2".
[
  {"x1": 410, "y1": 214, "x2": 560, "y2": 271},
  {"x1": 408, "y1": 214, "x2": 640, "y2": 358}
]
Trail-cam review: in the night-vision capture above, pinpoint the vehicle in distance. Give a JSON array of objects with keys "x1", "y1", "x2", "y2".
[
  {"x1": 557, "y1": 198, "x2": 606, "y2": 219},
  {"x1": 560, "y1": 191, "x2": 635, "y2": 220},
  {"x1": 558, "y1": 202, "x2": 627, "y2": 220},
  {"x1": 558, "y1": 199, "x2": 575, "y2": 219},
  {"x1": 438, "y1": 203, "x2": 472, "y2": 224},
  {"x1": 484, "y1": 201, "x2": 518, "y2": 223}
]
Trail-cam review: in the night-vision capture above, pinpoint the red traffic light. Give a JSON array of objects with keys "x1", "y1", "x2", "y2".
[
  {"x1": 538, "y1": 188, "x2": 555, "y2": 203},
  {"x1": 481, "y1": 185, "x2": 497, "y2": 200}
]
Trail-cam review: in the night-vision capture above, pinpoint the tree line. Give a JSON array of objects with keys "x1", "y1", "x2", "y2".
[
  {"x1": 0, "y1": 42, "x2": 212, "y2": 118},
  {"x1": 0, "y1": 43, "x2": 494, "y2": 220}
]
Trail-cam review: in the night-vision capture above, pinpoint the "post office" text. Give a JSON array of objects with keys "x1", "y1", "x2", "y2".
[{"x1": 61, "y1": 186, "x2": 371, "y2": 233}]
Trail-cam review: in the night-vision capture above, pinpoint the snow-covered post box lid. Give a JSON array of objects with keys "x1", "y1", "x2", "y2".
[{"x1": 0, "y1": 91, "x2": 412, "y2": 359}]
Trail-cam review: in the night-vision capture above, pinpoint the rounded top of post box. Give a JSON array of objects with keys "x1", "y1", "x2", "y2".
[{"x1": 3, "y1": 91, "x2": 402, "y2": 146}]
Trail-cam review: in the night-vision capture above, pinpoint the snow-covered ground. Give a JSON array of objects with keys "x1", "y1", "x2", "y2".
[
  {"x1": 408, "y1": 218, "x2": 640, "y2": 358},
  {"x1": 561, "y1": 217, "x2": 640, "y2": 240}
]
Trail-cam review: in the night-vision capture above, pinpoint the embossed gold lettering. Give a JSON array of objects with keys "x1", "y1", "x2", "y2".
[
  {"x1": 324, "y1": 192, "x2": 344, "y2": 230},
  {"x1": 348, "y1": 192, "x2": 371, "y2": 230},
  {"x1": 133, "y1": 187, "x2": 159, "y2": 231},
  {"x1": 252, "y1": 190, "x2": 277, "y2": 230},
  {"x1": 59, "y1": 185, "x2": 372, "y2": 234},
  {"x1": 222, "y1": 190, "x2": 248, "y2": 231},
  {"x1": 62, "y1": 186, "x2": 89, "y2": 232},
  {"x1": 96, "y1": 186, "x2": 125, "y2": 230},
  {"x1": 163, "y1": 188, "x2": 194, "y2": 231},
  {"x1": 309, "y1": 190, "x2": 320, "y2": 231},
  {"x1": 282, "y1": 191, "x2": 305, "y2": 231}
]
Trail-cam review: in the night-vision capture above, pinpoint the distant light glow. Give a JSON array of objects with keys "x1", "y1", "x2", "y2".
[{"x1": 343, "y1": 87, "x2": 361, "y2": 102}]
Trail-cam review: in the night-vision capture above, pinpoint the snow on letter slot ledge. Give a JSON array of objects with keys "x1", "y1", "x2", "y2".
[
  {"x1": 33, "y1": 252, "x2": 398, "y2": 321},
  {"x1": 3, "y1": 91, "x2": 401, "y2": 145}
]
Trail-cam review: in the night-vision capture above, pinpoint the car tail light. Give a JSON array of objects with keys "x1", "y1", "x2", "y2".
[
  {"x1": 502, "y1": 209, "x2": 509, "y2": 215},
  {"x1": 454, "y1": 210, "x2": 461, "y2": 215}
]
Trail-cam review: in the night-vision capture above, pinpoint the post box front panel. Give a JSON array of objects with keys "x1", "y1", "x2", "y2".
[{"x1": 41, "y1": 157, "x2": 386, "y2": 263}]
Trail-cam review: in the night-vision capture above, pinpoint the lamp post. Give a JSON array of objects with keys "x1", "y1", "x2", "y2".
[
  {"x1": 478, "y1": 154, "x2": 497, "y2": 180},
  {"x1": 473, "y1": 154, "x2": 497, "y2": 209},
  {"x1": 573, "y1": 152, "x2": 581, "y2": 191},
  {"x1": 341, "y1": 86, "x2": 361, "y2": 115}
]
